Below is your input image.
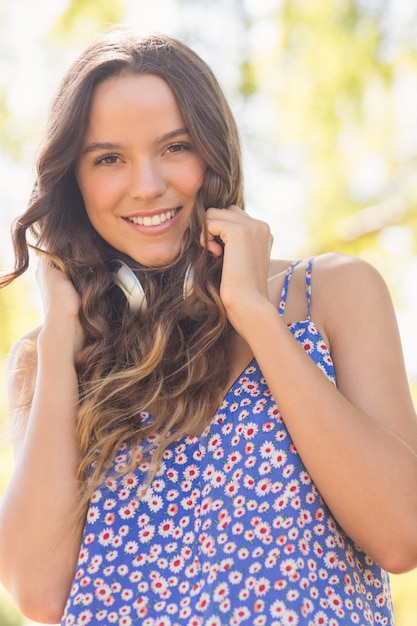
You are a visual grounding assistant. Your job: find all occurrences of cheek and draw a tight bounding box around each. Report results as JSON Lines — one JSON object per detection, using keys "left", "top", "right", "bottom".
{"left": 187, "top": 170, "right": 206, "bottom": 199}
{"left": 80, "top": 178, "right": 120, "bottom": 216}
{"left": 177, "top": 159, "right": 206, "bottom": 196}
{"left": 78, "top": 184, "right": 113, "bottom": 234}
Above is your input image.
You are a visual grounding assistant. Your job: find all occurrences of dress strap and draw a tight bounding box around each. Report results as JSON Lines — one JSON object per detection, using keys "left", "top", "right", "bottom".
{"left": 305, "top": 257, "right": 314, "bottom": 320}
{"left": 278, "top": 257, "right": 314, "bottom": 318}
{"left": 278, "top": 260, "right": 301, "bottom": 316}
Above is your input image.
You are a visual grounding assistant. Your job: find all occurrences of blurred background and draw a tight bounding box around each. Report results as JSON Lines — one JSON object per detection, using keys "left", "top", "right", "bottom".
{"left": 0, "top": 0, "right": 416, "bottom": 624}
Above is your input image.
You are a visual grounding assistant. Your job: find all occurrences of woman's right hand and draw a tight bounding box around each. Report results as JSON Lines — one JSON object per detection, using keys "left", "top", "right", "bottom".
{"left": 36, "top": 258, "right": 84, "bottom": 356}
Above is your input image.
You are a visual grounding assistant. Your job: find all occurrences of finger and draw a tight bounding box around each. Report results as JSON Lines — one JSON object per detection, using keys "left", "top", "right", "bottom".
{"left": 200, "top": 230, "right": 224, "bottom": 257}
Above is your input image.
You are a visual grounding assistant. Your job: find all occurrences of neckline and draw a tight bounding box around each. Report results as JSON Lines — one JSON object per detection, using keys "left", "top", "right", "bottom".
{"left": 210, "top": 317, "right": 333, "bottom": 423}
{"left": 142, "top": 317, "right": 332, "bottom": 431}
{"left": 213, "top": 317, "right": 330, "bottom": 413}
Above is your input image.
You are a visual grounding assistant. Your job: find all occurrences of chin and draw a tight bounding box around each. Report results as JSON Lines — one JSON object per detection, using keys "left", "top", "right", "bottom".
{"left": 126, "top": 249, "right": 182, "bottom": 269}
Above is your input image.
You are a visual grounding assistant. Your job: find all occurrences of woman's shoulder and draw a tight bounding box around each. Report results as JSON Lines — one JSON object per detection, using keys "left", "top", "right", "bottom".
{"left": 270, "top": 251, "right": 379, "bottom": 276}
{"left": 306, "top": 253, "right": 394, "bottom": 344}
{"left": 311, "top": 251, "right": 378, "bottom": 272}
{"left": 6, "top": 327, "right": 41, "bottom": 446}
{"left": 7, "top": 327, "right": 40, "bottom": 374}
{"left": 6, "top": 327, "right": 40, "bottom": 406}
{"left": 309, "top": 252, "right": 389, "bottom": 300}
{"left": 269, "top": 253, "right": 391, "bottom": 336}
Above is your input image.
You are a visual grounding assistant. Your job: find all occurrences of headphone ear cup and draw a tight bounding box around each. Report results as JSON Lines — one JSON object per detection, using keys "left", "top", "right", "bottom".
{"left": 183, "top": 263, "right": 194, "bottom": 300}
{"left": 111, "top": 261, "right": 147, "bottom": 312}
{"left": 183, "top": 264, "right": 206, "bottom": 320}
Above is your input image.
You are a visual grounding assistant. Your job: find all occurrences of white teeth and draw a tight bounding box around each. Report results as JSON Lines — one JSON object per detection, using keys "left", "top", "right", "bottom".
{"left": 127, "top": 209, "right": 177, "bottom": 226}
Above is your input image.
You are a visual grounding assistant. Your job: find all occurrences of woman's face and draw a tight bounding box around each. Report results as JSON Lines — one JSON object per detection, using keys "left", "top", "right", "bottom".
{"left": 76, "top": 73, "right": 206, "bottom": 267}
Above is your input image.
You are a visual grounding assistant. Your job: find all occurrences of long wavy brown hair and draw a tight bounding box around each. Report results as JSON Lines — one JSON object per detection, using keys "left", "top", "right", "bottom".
{"left": 2, "top": 29, "right": 244, "bottom": 508}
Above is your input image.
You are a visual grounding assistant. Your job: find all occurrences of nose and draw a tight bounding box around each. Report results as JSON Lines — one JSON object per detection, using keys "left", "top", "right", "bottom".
{"left": 128, "top": 158, "right": 166, "bottom": 200}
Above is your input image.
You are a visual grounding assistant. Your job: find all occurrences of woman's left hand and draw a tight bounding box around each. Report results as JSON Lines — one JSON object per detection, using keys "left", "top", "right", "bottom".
{"left": 202, "top": 205, "right": 274, "bottom": 334}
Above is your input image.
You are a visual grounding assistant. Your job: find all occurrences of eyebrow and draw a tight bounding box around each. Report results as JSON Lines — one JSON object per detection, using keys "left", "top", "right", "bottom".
{"left": 158, "top": 127, "right": 189, "bottom": 143}
{"left": 81, "top": 128, "right": 190, "bottom": 155}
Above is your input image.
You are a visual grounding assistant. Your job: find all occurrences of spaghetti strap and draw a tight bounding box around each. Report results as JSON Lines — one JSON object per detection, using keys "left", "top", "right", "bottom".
{"left": 278, "top": 260, "right": 300, "bottom": 316}
{"left": 278, "top": 258, "right": 314, "bottom": 319}
{"left": 306, "top": 257, "right": 314, "bottom": 319}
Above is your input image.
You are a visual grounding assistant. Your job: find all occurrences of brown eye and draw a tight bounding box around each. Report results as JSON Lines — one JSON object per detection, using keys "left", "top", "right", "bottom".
{"left": 95, "top": 154, "right": 120, "bottom": 165}
{"left": 166, "top": 143, "right": 190, "bottom": 154}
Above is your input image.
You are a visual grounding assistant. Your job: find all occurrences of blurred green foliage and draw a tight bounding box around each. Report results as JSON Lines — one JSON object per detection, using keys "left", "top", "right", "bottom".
{"left": 50, "top": 0, "right": 124, "bottom": 44}
{"left": 262, "top": 0, "right": 417, "bottom": 256}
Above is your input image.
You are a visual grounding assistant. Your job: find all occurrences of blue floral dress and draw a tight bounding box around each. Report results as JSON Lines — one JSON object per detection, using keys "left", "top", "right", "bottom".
{"left": 62, "top": 259, "right": 394, "bottom": 626}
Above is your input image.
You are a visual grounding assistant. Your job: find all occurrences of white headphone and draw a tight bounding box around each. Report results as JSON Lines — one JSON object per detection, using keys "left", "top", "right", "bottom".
{"left": 111, "top": 260, "right": 195, "bottom": 313}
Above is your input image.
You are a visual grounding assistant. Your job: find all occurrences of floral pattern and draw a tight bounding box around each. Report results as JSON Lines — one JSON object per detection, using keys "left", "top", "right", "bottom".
{"left": 62, "top": 259, "right": 394, "bottom": 625}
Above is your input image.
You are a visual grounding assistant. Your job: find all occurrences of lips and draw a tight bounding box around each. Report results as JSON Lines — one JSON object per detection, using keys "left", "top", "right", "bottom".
{"left": 125, "top": 208, "right": 179, "bottom": 227}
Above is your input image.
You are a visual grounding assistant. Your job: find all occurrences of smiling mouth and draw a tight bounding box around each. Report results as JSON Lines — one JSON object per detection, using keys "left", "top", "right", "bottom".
{"left": 125, "top": 208, "right": 180, "bottom": 227}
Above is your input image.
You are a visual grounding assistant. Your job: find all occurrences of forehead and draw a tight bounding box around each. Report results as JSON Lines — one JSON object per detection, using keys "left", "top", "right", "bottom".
{"left": 85, "top": 73, "right": 185, "bottom": 136}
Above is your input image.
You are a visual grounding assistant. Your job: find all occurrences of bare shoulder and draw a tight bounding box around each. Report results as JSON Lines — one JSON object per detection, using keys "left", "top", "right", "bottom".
{"left": 6, "top": 327, "right": 41, "bottom": 444}
{"left": 312, "top": 252, "right": 390, "bottom": 315}
{"left": 312, "top": 251, "right": 385, "bottom": 284}
{"left": 7, "top": 327, "right": 40, "bottom": 380}
{"left": 307, "top": 252, "right": 399, "bottom": 357}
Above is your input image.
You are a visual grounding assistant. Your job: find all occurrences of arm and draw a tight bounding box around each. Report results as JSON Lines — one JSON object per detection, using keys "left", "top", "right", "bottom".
{"left": 0, "top": 261, "right": 85, "bottom": 623}
{"left": 205, "top": 206, "right": 417, "bottom": 573}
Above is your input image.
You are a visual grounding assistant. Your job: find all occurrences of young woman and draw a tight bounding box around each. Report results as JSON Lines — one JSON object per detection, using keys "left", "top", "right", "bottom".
{"left": 0, "top": 29, "right": 416, "bottom": 626}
